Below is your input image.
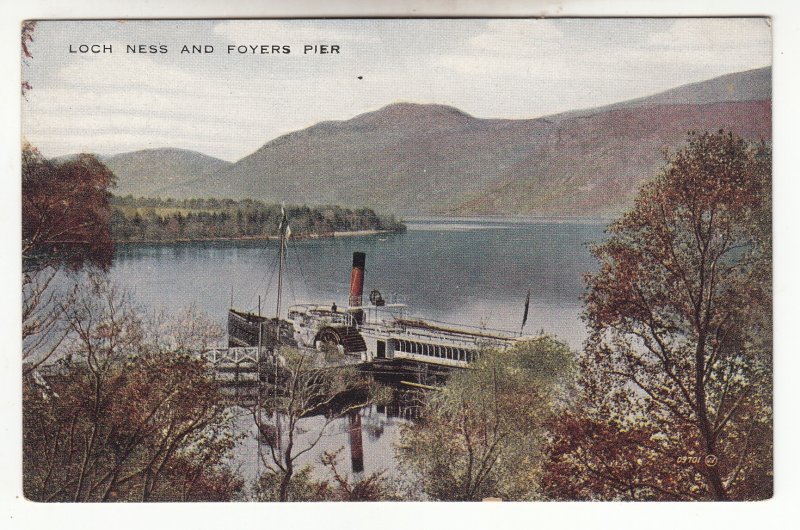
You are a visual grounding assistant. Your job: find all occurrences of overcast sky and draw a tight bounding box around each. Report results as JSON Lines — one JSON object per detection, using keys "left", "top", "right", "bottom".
{"left": 21, "top": 18, "right": 771, "bottom": 161}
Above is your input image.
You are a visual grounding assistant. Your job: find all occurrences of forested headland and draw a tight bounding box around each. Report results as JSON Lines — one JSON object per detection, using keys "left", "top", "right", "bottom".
{"left": 110, "top": 196, "right": 406, "bottom": 243}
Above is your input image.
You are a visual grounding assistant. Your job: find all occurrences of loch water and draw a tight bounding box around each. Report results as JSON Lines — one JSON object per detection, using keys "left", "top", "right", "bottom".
{"left": 110, "top": 218, "right": 608, "bottom": 487}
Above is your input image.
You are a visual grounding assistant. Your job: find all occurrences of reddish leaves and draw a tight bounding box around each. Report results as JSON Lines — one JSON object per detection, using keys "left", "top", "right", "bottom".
{"left": 21, "top": 21, "right": 36, "bottom": 95}
{"left": 21, "top": 21, "right": 35, "bottom": 59}
{"left": 554, "top": 131, "right": 773, "bottom": 501}
{"left": 22, "top": 143, "right": 116, "bottom": 270}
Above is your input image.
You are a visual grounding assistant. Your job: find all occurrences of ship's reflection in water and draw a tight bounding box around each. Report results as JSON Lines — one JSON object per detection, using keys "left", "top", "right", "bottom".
{"left": 230, "top": 386, "right": 422, "bottom": 486}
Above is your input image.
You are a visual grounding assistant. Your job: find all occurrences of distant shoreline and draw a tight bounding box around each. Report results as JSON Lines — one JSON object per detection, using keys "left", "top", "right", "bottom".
{"left": 403, "top": 215, "right": 613, "bottom": 225}
{"left": 113, "top": 229, "right": 397, "bottom": 246}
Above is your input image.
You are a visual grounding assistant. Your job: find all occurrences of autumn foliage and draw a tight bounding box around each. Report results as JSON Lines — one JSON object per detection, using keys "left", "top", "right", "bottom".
{"left": 23, "top": 277, "right": 242, "bottom": 502}
{"left": 543, "top": 131, "right": 772, "bottom": 501}
{"left": 22, "top": 142, "right": 115, "bottom": 270}
{"left": 21, "top": 21, "right": 35, "bottom": 95}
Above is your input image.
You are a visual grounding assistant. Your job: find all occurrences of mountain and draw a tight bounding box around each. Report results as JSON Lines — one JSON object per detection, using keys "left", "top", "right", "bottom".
{"left": 552, "top": 66, "right": 770, "bottom": 120}
{"left": 55, "top": 148, "right": 233, "bottom": 198}
{"left": 454, "top": 99, "right": 770, "bottom": 217}
{"left": 103, "top": 148, "right": 233, "bottom": 197}
{"left": 157, "top": 67, "right": 771, "bottom": 217}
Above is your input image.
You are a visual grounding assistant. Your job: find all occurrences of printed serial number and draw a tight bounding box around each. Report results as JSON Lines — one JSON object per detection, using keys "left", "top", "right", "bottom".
{"left": 676, "top": 455, "right": 717, "bottom": 466}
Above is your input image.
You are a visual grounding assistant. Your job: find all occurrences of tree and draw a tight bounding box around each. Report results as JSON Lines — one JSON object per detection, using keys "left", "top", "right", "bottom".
{"left": 318, "top": 448, "right": 399, "bottom": 501}
{"left": 22, "top": 267, "right": 79, "bottom": 375}
{"left": 253, "top": 449, "right": 398, "bottom": 502}
{"left": 22, "top": 143, "right": 117, "bottom": 374}
{"left": 23, "top": 275, "right": 242, "bottom": 502}
{"left": 544, "top": 131, "right": 772, "bottom": 501}
{"left": 22, "top": 21, "right": 36, "bottom": 96}
{"left": 397, "top": 336, "right": 574, "bottom": 501}
{"left": 22, "top": 142, "right": 115, "bottom": 270}
{"left": 253, "top": 348, "right": 371, "bottom": 501}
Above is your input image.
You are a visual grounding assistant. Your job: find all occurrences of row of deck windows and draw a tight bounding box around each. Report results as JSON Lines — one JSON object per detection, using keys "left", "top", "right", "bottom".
{"left": 393, "top": 339, "right": 477, "bottom": 363}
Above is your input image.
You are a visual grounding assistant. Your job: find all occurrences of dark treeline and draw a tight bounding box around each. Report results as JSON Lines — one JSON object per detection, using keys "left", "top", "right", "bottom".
{"left": 110, "top": 195, "right": 406, "bottom": 242}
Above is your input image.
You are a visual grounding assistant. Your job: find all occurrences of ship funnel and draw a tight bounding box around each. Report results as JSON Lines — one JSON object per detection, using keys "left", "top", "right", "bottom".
{"left": 349, "top": 252, "right": 366, "bottom": 307}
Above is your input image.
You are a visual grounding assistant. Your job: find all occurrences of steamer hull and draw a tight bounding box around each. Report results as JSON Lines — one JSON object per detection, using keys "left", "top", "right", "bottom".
{"left": 283, "top": 252, "right": 529, "bottom": 369}
{"left": 229, "top": 249, "right": 532, "bottom": 370}
{"left": 286, "top": 303, "right": 521, "bottom": 369}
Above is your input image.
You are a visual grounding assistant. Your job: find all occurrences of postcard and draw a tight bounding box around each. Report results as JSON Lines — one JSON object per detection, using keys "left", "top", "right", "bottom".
{"left": 20, "top": 18, "right": 772, "bottom": 502}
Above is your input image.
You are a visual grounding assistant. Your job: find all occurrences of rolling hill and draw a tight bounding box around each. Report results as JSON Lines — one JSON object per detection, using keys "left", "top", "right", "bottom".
{"left": 55, "top": 148, "right": 233, "bottom": 198}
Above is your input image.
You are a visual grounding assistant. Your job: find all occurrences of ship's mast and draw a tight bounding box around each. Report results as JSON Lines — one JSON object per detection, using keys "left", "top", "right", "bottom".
{"left": 271, "top": 208, "right": 289, "bottom": 467}
{"left": 275, "top": 206, "right": 289, "bottom": 345}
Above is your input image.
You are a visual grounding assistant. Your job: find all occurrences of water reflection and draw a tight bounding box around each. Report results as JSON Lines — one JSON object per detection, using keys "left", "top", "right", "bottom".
{"left": 232, "top": 388, "right": 423, "bottom": 485}
{"left": 348, "top": 412, "right": 364, "bottom": 474}
{"left": 110, "top": 219, "right": 608, "bottom": 484}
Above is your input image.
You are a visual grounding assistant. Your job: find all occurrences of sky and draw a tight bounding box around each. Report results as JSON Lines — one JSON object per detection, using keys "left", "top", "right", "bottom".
{"left": 21, "top": 18, "right": 771, "bottom": 162}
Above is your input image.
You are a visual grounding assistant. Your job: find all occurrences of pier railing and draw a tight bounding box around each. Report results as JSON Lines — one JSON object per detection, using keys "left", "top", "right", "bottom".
{"left": 198, "top": 346, "right": 262, "bottom": 365}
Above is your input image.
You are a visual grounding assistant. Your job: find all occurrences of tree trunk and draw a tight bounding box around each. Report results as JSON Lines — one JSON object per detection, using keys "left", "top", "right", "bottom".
{"left": 695, "top": 333, "right": 728, "bottom": 501}
{"left": 279, "top": 464, "right": 293, "bottom": 501}
{"left": 279, "top": 437, "right": 294, "bottom": 501}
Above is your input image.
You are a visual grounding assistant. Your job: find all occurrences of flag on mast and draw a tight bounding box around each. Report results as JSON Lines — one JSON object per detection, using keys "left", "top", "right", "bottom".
{"left": 520, "top": 288, "right": 531, "bottom": 335}
{"left": 278, "top": 204, "right": 288, "bottom": 233}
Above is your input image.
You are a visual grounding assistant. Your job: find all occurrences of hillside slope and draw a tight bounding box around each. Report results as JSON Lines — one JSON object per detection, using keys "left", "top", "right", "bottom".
{"left": 101, "top": 148, "right": 232, "bottom": 197}
{"left": 157, "top": 67, "right": 772, "bottom": 217}
{"left": 552, "top": 66, "right": 770, "bottom": 120}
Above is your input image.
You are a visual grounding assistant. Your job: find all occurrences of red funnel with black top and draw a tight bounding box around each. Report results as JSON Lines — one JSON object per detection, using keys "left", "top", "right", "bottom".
{"left": 349, "top": 252, "right": 366, "bottom": 324}
{"left": 349, "top": 251, "right": 366, "bottom": 307}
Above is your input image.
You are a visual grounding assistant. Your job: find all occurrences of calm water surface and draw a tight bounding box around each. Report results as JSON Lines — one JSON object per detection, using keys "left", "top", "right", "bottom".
{"left": 110, "top": 218, "right": 608, "bottom": 488}
{"left": 112, "top": 219, "right": 607, "bottom": 346}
